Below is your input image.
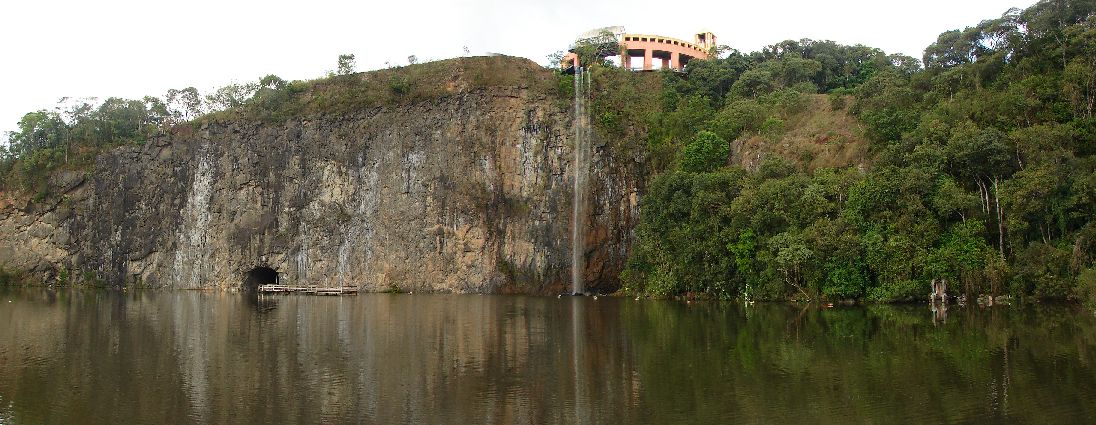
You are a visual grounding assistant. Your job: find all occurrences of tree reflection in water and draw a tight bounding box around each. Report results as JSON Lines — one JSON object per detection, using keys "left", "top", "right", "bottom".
{"left": 0, "top": 289, "right": 1094, "bottom": 424}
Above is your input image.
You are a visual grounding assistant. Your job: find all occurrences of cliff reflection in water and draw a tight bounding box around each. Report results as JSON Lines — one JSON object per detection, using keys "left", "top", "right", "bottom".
{"left": 1, "top": 289, "right": 1096, "bottom": 423}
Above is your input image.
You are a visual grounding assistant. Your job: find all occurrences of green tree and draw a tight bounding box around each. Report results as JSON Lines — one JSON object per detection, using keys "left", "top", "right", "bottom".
{"left": 205, "top": 82, "right": 257, "bottom": 111}
{"left": 143, "top": 96, "right": 170, "bottom": 131}
{"left": 8, "top": 111, "right": 67, "bottom": 157}
{"left": 730, "top": 68, "right": 775, "bottom": 98}
{"left": 94, "top": 97, "right": 150, "bottom": 144}
{"left": 707, "top": 99, "right": 766, "bottom": 141}
{"left": 569, "top": 30, "right": 620, "bottom": 67}
{"left": 680, "top": 131, "right": 729, "bottom": 173}
{"left": 769, "top": 231, "right": 814, "bottom": 299}
{"left": 165, "top": 87, "right": 202, "bottom": 122}
{"left": 337, "top": 54, "right": 356, "bottom": 75}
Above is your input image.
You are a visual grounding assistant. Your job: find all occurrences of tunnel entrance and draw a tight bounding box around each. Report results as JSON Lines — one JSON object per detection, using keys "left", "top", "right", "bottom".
{"left": 244, "top": 266, "right": 279, "bottom": 291}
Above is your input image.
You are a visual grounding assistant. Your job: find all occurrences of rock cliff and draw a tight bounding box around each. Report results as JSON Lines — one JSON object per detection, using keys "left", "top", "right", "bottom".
{"left": 0, "top": 57, "right": 642, "bottom": 294}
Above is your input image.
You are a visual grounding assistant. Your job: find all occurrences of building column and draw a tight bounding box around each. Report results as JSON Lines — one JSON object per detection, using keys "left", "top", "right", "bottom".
{"left": 671, "top": 52, "right": 681, "bottom": 70}
{"left": 661, "top": 57, "right": 669, "bottom": 69}
{"left": 623, "top": 55, "right": 631, "bottom": 69}
{"left": 643, "top": 49, "right": 652, "bottom": 71}
{"left": 562, "top": 52, "right": 580, "bottom": 69}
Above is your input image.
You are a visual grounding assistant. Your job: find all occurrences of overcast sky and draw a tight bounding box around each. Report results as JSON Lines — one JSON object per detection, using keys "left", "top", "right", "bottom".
{"left": 0, "top": 0, "right": 1035, "bottom": 137}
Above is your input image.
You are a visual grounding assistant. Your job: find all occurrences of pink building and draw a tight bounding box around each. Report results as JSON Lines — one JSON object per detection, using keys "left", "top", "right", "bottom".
{"left": 562, "top": 30, "right": 717, "bottom": 71}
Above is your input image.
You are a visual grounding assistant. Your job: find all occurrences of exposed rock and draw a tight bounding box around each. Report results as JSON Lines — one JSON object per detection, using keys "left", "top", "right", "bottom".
{"left": 0, "top": 65, "right": 641, "bottom": 294}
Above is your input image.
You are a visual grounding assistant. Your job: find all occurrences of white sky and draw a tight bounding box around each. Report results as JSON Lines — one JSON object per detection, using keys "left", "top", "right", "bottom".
{"left": 0, "top": 0, "right": 1035, "bottom": 138}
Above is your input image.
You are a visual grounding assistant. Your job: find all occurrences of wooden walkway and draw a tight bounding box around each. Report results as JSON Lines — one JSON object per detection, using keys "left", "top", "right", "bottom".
{"left": 257, "top": 285, "right": 359, "bottom": 296}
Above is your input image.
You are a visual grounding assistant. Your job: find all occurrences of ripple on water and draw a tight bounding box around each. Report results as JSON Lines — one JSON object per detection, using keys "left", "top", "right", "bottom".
{"left": 18, "top": 350, "right": 49, "bottom": 369}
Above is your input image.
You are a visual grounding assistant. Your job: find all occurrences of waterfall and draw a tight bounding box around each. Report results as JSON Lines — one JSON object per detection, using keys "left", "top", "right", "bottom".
{"left": 571, "top": 67, "right": 591, "bottom": 295}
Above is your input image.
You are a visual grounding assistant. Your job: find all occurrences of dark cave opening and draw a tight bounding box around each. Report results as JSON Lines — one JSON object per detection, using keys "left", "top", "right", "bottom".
{"left": 244, "top": 266, "right": 279, "bottom": 291}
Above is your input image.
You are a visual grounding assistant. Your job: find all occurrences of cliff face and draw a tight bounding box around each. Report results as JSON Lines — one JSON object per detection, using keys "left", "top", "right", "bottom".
{"left": 0, "top": 58, "right": 642, "bottom": 294}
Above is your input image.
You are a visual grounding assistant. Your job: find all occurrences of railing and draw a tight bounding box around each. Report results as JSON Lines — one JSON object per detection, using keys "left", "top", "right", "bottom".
{"left": 257, "top": 284, "right": 360, "bottom": 295}
{"left": 621, "top": 34, "right": 707, "bottom": 54}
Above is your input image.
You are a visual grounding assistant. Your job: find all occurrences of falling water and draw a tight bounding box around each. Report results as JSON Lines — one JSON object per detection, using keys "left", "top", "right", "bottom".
{"left": 571, "top": 67, "right": 591, "bottom": 295}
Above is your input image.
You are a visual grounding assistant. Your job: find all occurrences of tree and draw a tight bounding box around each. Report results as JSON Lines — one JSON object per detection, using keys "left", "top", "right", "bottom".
{"left": 1062, "top": 16, "right": 1096, "bottom": 119}
{"left": 681, "top": 58, "right": 740, "bottom": 104}
{"left": 730, "top": 68, "right": 775, "bottom": 98}
{"left": 250, "top": 74, "right": 293, "bottom": 118}
{"left": 708, "top": 99, "right": 766, "bottom": 141}
{"left": 570, "top": 30, "right": 620, "bottom": 67}
{"left": 888, "top": 54, "right": 922, "bottom": 77}
{"left": 94, "top": 97, "right": 149, "bottom": 144}
{"left": 8, "top": 111, "right": 67, "bottom": 157}
{"left": 853, "top": 71, "right": 919, "bottom": 144}
{"left": 205, "top": 82, "right": 257, "bottom": 112}
{"left": 165, "top": 87, "right": 202, "bottom": 122}
{"left": 765, "top": 56, "right": 823, "bottom": 91}
{"left": 1018, "top": 0, "right": 1096, "bottom": 70}
{"left": 924, "top": 30, "right": 975, "bottom": 69}
{"left": 143, "top": 96, "right": 170, "bottom": 132}
{"left": 59, "top": 98, "right": 97, "bottom": 146}
{"left": 769, "top": 231, "right": 814, "bottom": 298}
{"left": 680, "top": 131, "right": 729, "bottom": 173}
{"left": 337, "top": 54, "right": 356, "bottom": 75}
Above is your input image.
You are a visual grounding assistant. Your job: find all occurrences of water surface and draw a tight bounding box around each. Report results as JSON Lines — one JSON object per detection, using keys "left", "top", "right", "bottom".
{"left": 1, "top": 289, "right": 1094, "bottom": 423}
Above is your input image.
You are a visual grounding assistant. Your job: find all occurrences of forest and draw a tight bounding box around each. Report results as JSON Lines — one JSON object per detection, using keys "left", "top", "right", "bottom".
{"left": 617, "top": 0, "right": 1096, "bottom": 302}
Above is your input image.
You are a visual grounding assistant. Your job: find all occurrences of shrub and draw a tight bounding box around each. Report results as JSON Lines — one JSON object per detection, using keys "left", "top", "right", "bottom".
{"left": 0, "top": 267, "right": 21, "bottom": 286}
{"left": 1077, "top": 268, "right": 1096, "bottom": 308}
{"left": 823, "top": 263, "right": 868, "bottom": 299}
{"left": 867, "top": 279, "right": 924, "bottom": 302}
{"left": 680, "top": 131, "right": 728, "bottom": 173}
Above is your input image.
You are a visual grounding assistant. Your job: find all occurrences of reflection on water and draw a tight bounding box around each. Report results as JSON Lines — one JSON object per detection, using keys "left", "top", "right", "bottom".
{"left": 931, "top": 299, "right": 948, "bottom": 325}
{"left": 1, "top": 289, "right": 1095, "bottom": 423}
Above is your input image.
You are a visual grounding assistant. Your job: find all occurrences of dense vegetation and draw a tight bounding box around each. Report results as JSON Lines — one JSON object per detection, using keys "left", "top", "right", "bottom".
{"left": 620, "top": 0, "right": 1096, "bottom": 302}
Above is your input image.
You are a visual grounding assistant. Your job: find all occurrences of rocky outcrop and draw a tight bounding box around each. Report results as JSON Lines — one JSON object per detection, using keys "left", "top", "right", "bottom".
{"left": 0, "top": 59, "right": 643, "bottom": 294}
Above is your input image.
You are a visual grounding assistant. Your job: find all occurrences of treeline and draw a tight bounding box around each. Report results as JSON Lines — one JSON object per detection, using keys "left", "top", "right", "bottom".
{"left": 0, "top": 74, "right": 310, "bottom": 195}
{"left": 620, "top": 0, "right": 1096, "bottom": 302}
{"left": 0, "top": 53, "right": 373, "bottom": 194}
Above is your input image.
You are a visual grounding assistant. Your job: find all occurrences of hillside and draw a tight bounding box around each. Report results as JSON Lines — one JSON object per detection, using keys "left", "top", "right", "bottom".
{"left": 622, "top": 0, "right": 1096, "bottom": 302}
{"left": 732, "top": 94, "right": 868, "bottom": 171}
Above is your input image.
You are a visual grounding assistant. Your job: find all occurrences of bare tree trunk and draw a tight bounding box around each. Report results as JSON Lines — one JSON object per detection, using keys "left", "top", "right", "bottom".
{"left": 1072, "top": 235, "right": 1086, "bottom": 272}
{"left": 1087, "top": 89, "right": 1093, "bottom": 119}
{"left": 785, "top": 268, "right": 809, "bottom": 301}
{"left": 993, "top": 177, "right": 1005, "bottom": 259}
{"left": 1053, "top": 18, "right": 1067, "bottom": 71}
{"left": 976, "top": 178, "right": 984, "bottom": 213}
{"left": 976, "top": 177, "right": 990, "bottom": 214}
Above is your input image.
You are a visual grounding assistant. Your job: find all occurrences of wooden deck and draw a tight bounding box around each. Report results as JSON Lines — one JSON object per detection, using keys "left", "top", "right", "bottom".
{"left": 257, "top": 285, "right": 359, "bottom": 296}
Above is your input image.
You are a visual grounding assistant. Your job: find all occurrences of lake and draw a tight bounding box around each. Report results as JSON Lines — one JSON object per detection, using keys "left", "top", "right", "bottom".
{"left": 1, "top": 289, "right": 1094, "bottom": 423}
